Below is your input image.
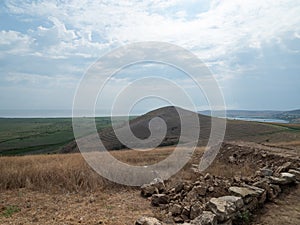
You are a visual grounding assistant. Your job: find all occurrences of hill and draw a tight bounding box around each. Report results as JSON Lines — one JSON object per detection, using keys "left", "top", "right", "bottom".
{"left": 62, "top": 106, "right": 299, "bottom": 153}
{"left": 275, "top": 109, "right": 300, "bottom": 123}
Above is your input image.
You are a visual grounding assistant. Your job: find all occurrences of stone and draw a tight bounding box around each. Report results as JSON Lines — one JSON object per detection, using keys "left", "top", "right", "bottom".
{"left": 185, "top": 185, "right": 207, "bottom": 202}
{"left": 168, "top": 187, "right": 175, "bottom": 194}
{"left": 269, "top": 173, "right": 296, "bottom": 185}
{"left": 268, "top": 176, "right": 289, "bottom": 185}
{"left": 233, "top": 176, "right": 241, "bottom": 183}
{"left": 135, "top": 216, "right": 162, "bottom": 225}
{"left": 219, "top": 220, "right": 232, "bottom": 225}
{"left": 229, "top": 186, "right": 263, "bottom": 198}
{"left": 253, "top": 179, "right": 270, "bottom": 190}
{"left": 280, "top": 172, "right": 296, "bottom": 183}
{"left": 170, "top": 193, "right": 181, "bottom": 201}
{"left": 141, "top": 178, "right": 165, "bottom": 197}
{"left": 181, "top": 206, "right": 190, "bottom": 221}
{"left": 208, "top": 186, "right": 214, "bottom": 192}
{"left": 174, "top": 216, "right": 184, "bottom": 223}
{"left": 150, "top": 178, "right": 166, "bottom": 192}
{"left": 184, "top": 184, "right": 193, "bottom": 192}
{"left": 169, "top": 204, "right": 182, "bottom": 216}
{"left": 242, "top": 184, "right": 265, "bottom": 201}
{"left": 141, "top": 184, "right": 158, "bottom": 197}
{"left": 260, "top": 168, "right": 273, "bottom": 176}
{"left": 191, "top": 211, "right": 217, "bottom": 225}
{"left": 190, "top": 203, "right": 203, "bottom": 220}
{"left": 267, "top": 184, "right": 281, "bottom": 200}
{"left": 175, "top": 183, "right": 184, "bottom": 193}
{"left": 258, "top": 190, "right": 267, "bottom": 204}
{"left": 229, "top": 156, "right": 236, "bottom": 163}
{"left": 151, "top": 194, "right": 169, "bottom": 206}
{"left": 208, "top": 197, "right": 238, "bottom": 221}
{"left": 217, "top": 196, "right": 244, "bottom": 210}
{"left": 275, "top": 162, "right": 292, "bottom": 174}
{"left": 204, "top": 173, "right": 212, "bottom": 180}
{"left": 244, "top": 197, "right": 259, "bottom": 211}
{"left": 288, "top": 169, "right": 300, "bottom": 181}
{"left": 193, "top": 185, "right": 207, "bottom": 196}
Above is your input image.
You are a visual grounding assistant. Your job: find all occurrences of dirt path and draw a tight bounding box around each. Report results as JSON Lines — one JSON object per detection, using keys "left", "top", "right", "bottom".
{"left": 252, "top": 185, "right": 300, "bottom": 225}
{"left": 230, "top": 141, "right": 300, "bottom": 159}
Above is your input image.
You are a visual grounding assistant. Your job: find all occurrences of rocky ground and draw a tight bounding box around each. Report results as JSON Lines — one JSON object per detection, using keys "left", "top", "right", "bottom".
{"left": 136, "top": 142, "right": 300, "bottom": 225}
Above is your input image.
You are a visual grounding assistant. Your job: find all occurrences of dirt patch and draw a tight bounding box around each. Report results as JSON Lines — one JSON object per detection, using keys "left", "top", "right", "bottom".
{"left": 251, "top": 186, "right": 300, "bottom": 225}
{"left": 0, "top": 188, "right": 153, "bottom": 225}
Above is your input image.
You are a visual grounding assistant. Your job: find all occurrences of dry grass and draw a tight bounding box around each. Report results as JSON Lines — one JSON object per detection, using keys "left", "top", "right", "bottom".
{"left": 0, "top": 145, "right": 259, "bottom": 193}
{"left": 0, "top": 146, "right": 204, "bottom": 193}
{"left": 0, "top": 146, "right": 205, "bottom": 224}
{"left": 205, "top": 160, "right": 256, "bottom": 178}
{"left": 0, "top": 153, "right": 105, "bottom": 192}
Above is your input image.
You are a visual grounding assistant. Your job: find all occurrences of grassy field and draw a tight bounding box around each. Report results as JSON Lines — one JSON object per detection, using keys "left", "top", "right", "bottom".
{"left": 0, "top": 117, "right": 133, "bottom": 156}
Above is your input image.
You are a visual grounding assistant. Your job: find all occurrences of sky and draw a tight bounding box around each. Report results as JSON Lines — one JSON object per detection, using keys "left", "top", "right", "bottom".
{"left": 0, "top": 0, "right": 300, "bottom": 115}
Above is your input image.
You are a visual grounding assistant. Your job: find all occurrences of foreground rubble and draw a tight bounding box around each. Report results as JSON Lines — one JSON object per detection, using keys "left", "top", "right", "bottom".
{"left": 135, "top": 142, "right": 300, "bottom": 225}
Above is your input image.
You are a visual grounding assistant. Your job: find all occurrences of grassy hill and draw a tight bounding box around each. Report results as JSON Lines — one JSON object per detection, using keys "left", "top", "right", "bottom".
{"left": 62, "top": 106, "right": 300, "bottom": 153}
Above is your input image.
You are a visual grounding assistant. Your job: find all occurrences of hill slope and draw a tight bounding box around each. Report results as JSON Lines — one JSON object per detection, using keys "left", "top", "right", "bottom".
{"left": 61, "top": 106, "right": 294, "bottom": 153}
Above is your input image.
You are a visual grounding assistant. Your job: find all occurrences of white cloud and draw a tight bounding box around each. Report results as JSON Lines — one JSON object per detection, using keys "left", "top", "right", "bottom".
{"left": 5, "top": 72, "right": 79, "bottom": 88}
{"left": 4, "top": 0, "right": 300, "bottom": 62}
{"left": 0, "top": 30, "right": 33, "bottom": 55}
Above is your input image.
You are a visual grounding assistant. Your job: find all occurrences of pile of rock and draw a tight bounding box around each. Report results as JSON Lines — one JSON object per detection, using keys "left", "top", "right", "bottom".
{"left": 136, "top": 163, "right": 300, "bottom": 225}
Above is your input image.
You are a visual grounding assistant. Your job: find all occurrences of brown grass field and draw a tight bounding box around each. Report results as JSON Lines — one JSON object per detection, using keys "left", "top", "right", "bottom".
{"left": 0, "top": 146, "right": 205, "bottom": 224}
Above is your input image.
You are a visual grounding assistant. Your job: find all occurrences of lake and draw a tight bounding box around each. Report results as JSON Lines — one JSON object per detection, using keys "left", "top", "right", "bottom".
{"left": 227, "top": 117, "right": 289, "bottom": 124}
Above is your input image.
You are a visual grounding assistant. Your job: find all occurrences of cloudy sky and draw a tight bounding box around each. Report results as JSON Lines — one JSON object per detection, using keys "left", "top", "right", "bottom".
{"left": 1, "top": 0, "right": 300, "bottom": 114}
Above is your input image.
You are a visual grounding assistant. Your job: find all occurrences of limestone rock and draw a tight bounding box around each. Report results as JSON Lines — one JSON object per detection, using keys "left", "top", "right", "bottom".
{"left": 260, "top": 168, "right": 273, "bottom": 176}
{"left": 150, "top": 178, "right": 166, "bottom": 192}
{"left": 190, "top": 203, "right": 203, "bottom": 220}
{"left": 135, "top": 216, "right": 162, "bottom": 225}
{"left": 280, "top": 172, "right": 296, "bottom": 183}
{"left": 151, "top": 194, "right": 169, "bottom": 206}
{"left": 217, "top": 196, "right": 244, "bottom": 210}
{"left": 268, "top": 184, "right": 281, "bottom": 200}
{"left": 141, "top": 184, "right": 159, "bottom": 197}
{"left": 269, "top": 173, "right": 296, "bottom": 185}
{"left": 288, "top": 169, "right": 300, "bottom": 181}
{"left": 191, "top": 211, "right": 217, "bottom": 225}
{"left": 208, "top": 197, "right": 239, "bottom": 221}
{"left": 141, "top": 178, "right": 165, "bottom": 197}
{"left": 181, "top": 206, "right": 190, "bottom": 221}
{"left": 268, "top": 176, "right": 288, "bottom": 185}
{"left": 185, "top": 185, "right": 207, "bottom": 201}
{"left": 174, "top": 216, "right": 184, "bottom": 223}
{"left": 175, "top": 183, "right": 184, "bottom": 193}
{"left": 169, "top": 204, "right": 182, "bottom": 216}
{"left": 229, "top": 186, "right": 263, "bottom": 198}
{"left": 218, "top": 220, "right": 232, "bottom": 225}
{"left": 275, "top": 162, "right": 292, "bottom": 174}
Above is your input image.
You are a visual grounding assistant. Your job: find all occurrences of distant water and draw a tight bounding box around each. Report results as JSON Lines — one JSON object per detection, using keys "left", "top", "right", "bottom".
{"left": 0, "top": 109, "right": 111, "bottom": 118}
{"left": 0, "top": 110, "right": 74, "bottom": 118}
{"left": 0, "top": 110, "right": 291, "bottom": 123}
{"left": 227, "top": 117, "right": 289, "bottom": 124}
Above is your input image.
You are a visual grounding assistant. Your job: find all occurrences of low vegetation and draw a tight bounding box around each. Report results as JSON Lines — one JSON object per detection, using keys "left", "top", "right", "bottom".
{"left": 0, "top": 117, "right": 132, "bottom": 156}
